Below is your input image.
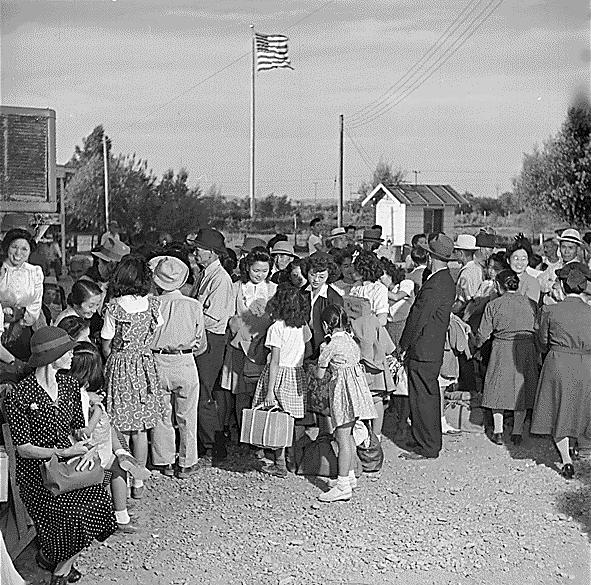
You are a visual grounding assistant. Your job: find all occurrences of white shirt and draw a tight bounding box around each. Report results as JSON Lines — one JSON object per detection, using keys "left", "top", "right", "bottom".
{"left": 349, "top": 281, "right": 389, "bottom": 316}
{"left": 308, "top": 233, "right": 323, "bottom": 254}
{"left": 265, "top": 320, "right": 312, "bottom": 368}
{"left": 389, "top": 279, "right": 415, "bottom": 323}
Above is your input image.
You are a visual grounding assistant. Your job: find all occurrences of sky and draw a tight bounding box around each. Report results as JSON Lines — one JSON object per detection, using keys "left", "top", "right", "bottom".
{"left": 1, "top": 0, "right": 589, "bottom": 203}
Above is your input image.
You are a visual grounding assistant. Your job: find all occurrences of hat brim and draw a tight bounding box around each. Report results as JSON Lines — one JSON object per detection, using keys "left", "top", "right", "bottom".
{"left": 271, "top": 249, "right": 297, "bottom": 257}
{"left": 193, "top": 241, "right": 225, "bottom": 255}
{"left": 419, "top": 242, "right": 453, "bottom": 261}
{"left": 27, "top": 338, "right": 75, "bottom": 368}
{"left": 92, "top": 250, "right": 121, "bottom": 262}
{"left": 363, "top": 238, "right": 384, "bottom": 243}
{"left": 557, "top": 236, "right": 583, "bottom": 246}
{"left": 454, "top": 245, "right": 479, "bottom": 251}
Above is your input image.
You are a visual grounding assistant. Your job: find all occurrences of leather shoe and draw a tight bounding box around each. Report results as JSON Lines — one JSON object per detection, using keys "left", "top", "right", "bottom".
{"left": 511, "top": 434, "right": 522, "bottom": 446}
{"left": 261, "top": 463, "right": 287, "bottom": 478}
{"left": 158, "top": 464, "right": 175, "bottom": 477}
{"left": 117, "top": 521, "right": 140, "bottom": 534}
{"left": 491, "top": 432, "right": 504, "bottom": 445}
{"left": 561, "top": 463, "right": 575, "bottom": 480}
{"left": 176, "top": 464, "right": 198, "bottom": 479}
{"left": 399, "top": 451, "right": 437, "bottom": 460}
{"left": 131, "top": 485, "right": 145, "bottom": 499}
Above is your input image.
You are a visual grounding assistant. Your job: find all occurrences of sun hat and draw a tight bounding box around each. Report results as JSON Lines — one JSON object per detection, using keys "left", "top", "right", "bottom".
{"left": 454, "top": 234, "right": 478, "bottom": 251}
{"left": 91, "top": 237, "right": 130, "bottom": 263}
{"left": 362, "top": 228, "right": 384, "bottom": 243}
{"left": 326, "top": 227, "right": 347, "bottom": 241}
{"left": 240, "top": 236, "right": 267, "bottom": 254}
{"left": 192, "top": 227, "right": 226, "bottom": 255}
{"left": 419, "top": 233, "right": 455, "bottom": 262}
{"left": 270, "top": 241, "right": 297, "bottom": 257}
{"left": 557, "top": 228, "right": 583, "bottom": 246}
{"left": 149, "top": 255, "right": 189, "bottom": 291}
{"left": 28, "top": 326, "right": 75, "bottom": 368}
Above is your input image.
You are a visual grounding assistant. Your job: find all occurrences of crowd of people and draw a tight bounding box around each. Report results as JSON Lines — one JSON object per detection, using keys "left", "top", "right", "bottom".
{"left": 0, "top": 218, "right": 590, "bottom": 584}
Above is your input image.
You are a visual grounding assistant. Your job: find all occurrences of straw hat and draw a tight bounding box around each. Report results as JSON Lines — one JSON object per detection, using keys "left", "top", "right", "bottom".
{"left": 419, "top": 233, "right": 454, "bottom": 261}
{"left": 557, "top": 228, "right": 583, "bottom": 246}
{"left": 28, "top": 326, "right": 75, "bottom": 368}
{"left": 454, "top": 234, "right": 478, "bottom": 251}
{"left": 326, "top": 227, "right": 347, "bottom": 241}
{"left": 270, "top": 241, "right": 297, "bottom": 257}
{"left": 92, "top": 237, "right": 130, "bottom": 263}
{"left": 149, "top": 256, "right": 189, "bottom": 291}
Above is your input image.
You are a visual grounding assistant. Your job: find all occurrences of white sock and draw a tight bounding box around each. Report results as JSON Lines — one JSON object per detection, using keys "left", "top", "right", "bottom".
{"left": 337, "top": 476, "right": 350, "bottom": 491}
{"left": 348, "top": 470, "right": 357, "bottom": 488}
{"left": 115, "top": 509, "right": 130, "bottom": 524}
{"left": 132, "top": 479, "right": 144, "bottom": 488}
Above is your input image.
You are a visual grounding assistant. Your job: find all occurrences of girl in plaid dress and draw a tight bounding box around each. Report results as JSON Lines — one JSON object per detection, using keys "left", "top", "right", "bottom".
{"left": 252, "top": 284, "right": 312, "bottom": 478}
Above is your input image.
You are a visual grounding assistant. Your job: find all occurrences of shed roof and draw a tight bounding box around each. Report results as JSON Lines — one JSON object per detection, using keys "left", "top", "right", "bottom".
{"left": 361, "top": 183, "right": 469, "bottom": 208}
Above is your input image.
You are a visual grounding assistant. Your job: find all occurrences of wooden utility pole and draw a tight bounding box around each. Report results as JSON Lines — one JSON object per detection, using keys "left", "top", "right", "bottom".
{"left": 102, "top": 134, "right": 110, "bottom": 230}
{"left": 338, "top": 114, "right": 344, "bottom": 227}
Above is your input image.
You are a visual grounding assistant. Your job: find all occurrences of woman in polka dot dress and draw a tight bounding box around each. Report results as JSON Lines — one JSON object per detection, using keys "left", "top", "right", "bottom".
{"left": 4, "top": 327, "right": 116, "bottom": 585}
{"left": 101, "top": 255, "right": 165, "bottom": 498}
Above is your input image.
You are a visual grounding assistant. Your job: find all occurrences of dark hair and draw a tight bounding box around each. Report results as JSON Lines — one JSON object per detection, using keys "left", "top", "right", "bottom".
{"left": 268, "top": 283, "right": 308, "bottom": 328}
{"left": 267, "top": 233, "right": 287, "bottom": 251}
{"left": 222, "top": 247, "right": 238, "bottom": 276}
{"left": 68, "top": 341, "right": 104, "bottom": 393}
{"left": 287, "top": 257, "right": 304, "bottom": 273}
{"left": 240, "top": 249, "right": 272, "bottom": 283}
{"left": 354, "top": 249, "right": 384, "bottom": 282}
{"left": 68, "top": 279, "right": 103, "bottom": 308}
{"left": 332, "top": 246, "right": 355, "bottom": 266}
{"left": 302, "top": 252, "right": 339, "bottom": 283}
{"left": 506, "top": 243, "right": 531, "bottom": 264}
{"left": 496, "top": 269, "right": 520, "bottom": 292}
{"left": 2, "top": 228, "right": 36, "bottom": 256}
{"left": 320, "top": 304, "right": 350, "bottom": 335}
{"left": 56, "top": 315, "right": 89, "bottom": 340}
{"left": 584, "top": 232, "right": 591, "bottom": 246}
{"left": 529, "top": 253, "right": 542, "bottom": 269}
{"left": 380, "top": 257, "right": 405, "bottom": 285}
{"left": 107, "top": 254, "right": 153, "bottom": 299}
{"left": 410, "top": 246, "right": 428, "bottom": 265}
{"left": 309, "top": 217, "right": 321, "bottom": 228}
{"left": 488, "top": 252, "right": 509, "bottom": 271}
{"left": 411, "top": 233, "right": 426, "bottom": 247}
{"left": 345, "top": 225, "right": 356, "bottom": 232}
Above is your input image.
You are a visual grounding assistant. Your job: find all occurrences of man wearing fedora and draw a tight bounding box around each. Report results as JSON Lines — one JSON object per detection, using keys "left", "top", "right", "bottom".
{"left": 452, "top": 234, "right": 484, "bottom": 318}
{"left": 362, "top": 227, "right": 383, "bottom": 253}
{"left": 270, "top": 241, "right": 298, "bottom": 284}
{"left": 542, "top": 228, "right": 584, "bottom": 304}
{"left": 189, "top": 227, "right": 234, "bottom": 465}
{"left": 150, "top": 256, "right": 207, "bottom": 479}
{"left": 326, "top": 227, "right": 347, "bottom": 252}
{"left": 399, "top": 233, "right": 456, "bottom": 460}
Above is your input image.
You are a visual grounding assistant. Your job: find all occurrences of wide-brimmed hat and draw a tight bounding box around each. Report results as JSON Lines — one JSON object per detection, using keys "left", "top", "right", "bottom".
{"left": 362, "top": 228, "right": 383, "bottom": 243}
{"left": 192, "top": 228, "right": 226, "bottom": 255}
{"left": 557, "top": 228, "right": 583, "bottom": 246}
{"left": 28, "top": 326, "right": 75, "bottom": 368}
{"left": 92, "top": 237, "right": 130, "bottom": 263}
{"left": 419, "top": 233, "right": 454, "bottom": 261}
{"left": 326, "top": 227, "right": 347, "bottom": 241}
{"left": 149, "top": 255, "right": 189, "bottom": 291}
{"left": 240, "top": 236, "right": 267, "bottom": 254}
{"left": 454, "top": 234, "right": 478, "bottom": 251}
{"left": 270, "top": 241, "right": 297, "bottom": 257}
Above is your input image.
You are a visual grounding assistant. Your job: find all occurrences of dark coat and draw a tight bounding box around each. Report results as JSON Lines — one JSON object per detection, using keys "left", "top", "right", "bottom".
{"left": 399, "top": 268, "right": 455, "bottom": 364}
{"left": 301, "top": 285, "right": 344, "bottom": 359}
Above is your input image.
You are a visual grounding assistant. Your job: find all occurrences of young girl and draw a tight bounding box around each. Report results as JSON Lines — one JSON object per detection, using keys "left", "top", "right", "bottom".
{"left": 101, "top": 255, "right": 164, "bottom": 499}
{"left": 55, "top": 315, "right": 91, "bottom": 342}
{"left": 251, "top": 284, "right": 311, "bottom": 478}
{"left": 69, "top": 342, "right": 149, "bottom": 533}
{"left": 316, "top": 305, "right": 376, "bottom": 502}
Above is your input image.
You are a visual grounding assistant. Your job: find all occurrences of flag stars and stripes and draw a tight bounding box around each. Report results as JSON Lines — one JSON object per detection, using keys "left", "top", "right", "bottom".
{"left": 255, "top": 33, "right": 293, "bottom": 72}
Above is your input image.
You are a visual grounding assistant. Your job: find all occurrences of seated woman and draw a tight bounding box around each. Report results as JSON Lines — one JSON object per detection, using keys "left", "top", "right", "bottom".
{"left": 0, "top": 228, "right": 44, "bottom": 360}
{"left": 4, "top": 327, "right": 116, "bottom": 584}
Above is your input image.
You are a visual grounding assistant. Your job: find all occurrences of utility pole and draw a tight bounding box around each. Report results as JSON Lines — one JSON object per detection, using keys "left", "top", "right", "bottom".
{"left": 249, "top": 25, "right": 256, "bottom": 218}
{"left": 102, "top": 133, "right": 110, "bottom": 230}
{"left": 412, "top": 169, "right": 421, "bottom": 186}
{"left": 338, "top": 114, "right": 344, "bottom": 227}
{"left": 313, "top": 181, "right": 318, "bottom": 205}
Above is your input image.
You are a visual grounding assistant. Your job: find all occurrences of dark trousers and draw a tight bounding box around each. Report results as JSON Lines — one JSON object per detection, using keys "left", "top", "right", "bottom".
{"left": 407, "top": 359, "right": 442, "bottom": 458}
{"left": 195, "top": 331, "right": 225, "bottom": 452}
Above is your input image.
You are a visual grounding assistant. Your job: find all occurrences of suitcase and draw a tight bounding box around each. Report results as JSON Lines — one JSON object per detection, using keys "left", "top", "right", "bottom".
{"left": 241, "top": 405, "right": 294, "bottom": 448}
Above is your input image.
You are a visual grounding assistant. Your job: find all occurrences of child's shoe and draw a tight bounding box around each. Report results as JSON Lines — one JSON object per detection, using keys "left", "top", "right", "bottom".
{"left": 327, "top": 475, "right": 357, "bottom": 490}
{"left": 117, "top": 452, "right": 151, "bottom": 481}
{"left": 318, "top": 478, "right": 352, "bottom": 502}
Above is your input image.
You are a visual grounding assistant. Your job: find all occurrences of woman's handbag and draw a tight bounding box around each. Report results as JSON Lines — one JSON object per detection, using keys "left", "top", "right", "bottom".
{"left": 296, "top": 434, "right": 362, "bottom": 478}
{"left": 386, "top": 353, "right": 408, "bottom": 396}
{"left": 41, "top": 453, "right": 105, "bottom": 496}
{"left": 240, "top": 405, "right": 294, "bottom": 449}
{"left": 356, "top": 425, "right": 384, "bottom": 473}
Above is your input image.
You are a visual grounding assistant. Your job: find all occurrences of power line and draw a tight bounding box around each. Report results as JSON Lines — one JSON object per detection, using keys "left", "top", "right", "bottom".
{"left": 122, "top": 0, "right": 335, "bottom": 133}
{"left": 348, "top": 0, "right": 482, "bottom": 123}
{"left": 349, "top": 0, "right": 505, "bottom": 130}
{"left": 345, "top": 129, "right": 373, "bottom": 171}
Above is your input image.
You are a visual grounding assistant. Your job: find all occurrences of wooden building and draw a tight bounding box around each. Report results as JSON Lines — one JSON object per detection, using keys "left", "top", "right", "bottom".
{"left": 361, "top": 183, "right": 468, "bottom": 248}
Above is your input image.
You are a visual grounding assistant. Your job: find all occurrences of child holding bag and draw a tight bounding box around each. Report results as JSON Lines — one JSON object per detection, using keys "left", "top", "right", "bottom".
{"left": 251, "top": 284, "right": 311, "bottom": 478}
{"left": 316, "top": 305, "right": 376, "bottom": 502}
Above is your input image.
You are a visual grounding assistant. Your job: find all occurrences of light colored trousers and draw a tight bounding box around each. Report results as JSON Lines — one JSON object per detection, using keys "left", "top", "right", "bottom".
{"left": 151, "top": 354, "right": 200, "bottom": 468}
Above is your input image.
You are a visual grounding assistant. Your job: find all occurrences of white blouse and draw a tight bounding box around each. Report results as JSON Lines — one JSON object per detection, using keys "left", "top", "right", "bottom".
{"left": 0, "top": 262, "right": 43, "bottom": 326}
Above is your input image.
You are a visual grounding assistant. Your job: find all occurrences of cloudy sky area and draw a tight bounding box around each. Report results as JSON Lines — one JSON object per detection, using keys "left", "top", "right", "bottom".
{"left": 1, "top": 0, "right": 588, "bottom": 202}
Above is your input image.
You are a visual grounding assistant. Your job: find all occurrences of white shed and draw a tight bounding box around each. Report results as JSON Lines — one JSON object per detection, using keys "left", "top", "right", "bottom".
{"left": 361, "top": 183, "right": 468, "bottom": 247}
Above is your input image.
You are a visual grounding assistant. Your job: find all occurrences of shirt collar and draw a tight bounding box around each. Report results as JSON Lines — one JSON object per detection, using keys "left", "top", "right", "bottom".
{"left": 426, "top": 266, "right": 447, "bottom": 281}
{"left": 203, "top": 259, "right": 221, "bottom": 276}
{"left": 306, "top": 283, "right": 328, "bottom": 298}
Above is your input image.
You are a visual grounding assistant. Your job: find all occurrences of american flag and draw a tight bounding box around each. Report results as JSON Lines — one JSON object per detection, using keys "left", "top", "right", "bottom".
{"left": 255, "top": 33, "right": 293, "bottom": 72}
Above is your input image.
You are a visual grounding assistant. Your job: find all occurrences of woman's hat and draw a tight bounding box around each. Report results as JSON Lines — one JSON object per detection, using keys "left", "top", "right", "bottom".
{"left": 192, "top": 228, "right": 226, "bottom": 255}
{"left": 149, "top": 255, "right": 189, "bottom": 291}
{"left": 28, "top": 326, "right": 75, "bottom": 368}
{"left": 419, "top": 233, "right": 454, "bottom": 261}
{"left": 454, "top": 234, "right": 478, "bottom": 251}
{"left": 270, "top": 241, "right": 297, "bottom": 257}
{"left": 326, "top": 227, "right": 347, "bottom": 241}
{"left": 557, "top": 228, "right": 583, "bottom": 246}
{"left": 91, "top": 237, "right": 130, "bottom": 263}
{"left": 240, "top": 236, "right": 267, "bottom": 254}
{"left": 362, "top": 228, "right": 384, "bottom": 243}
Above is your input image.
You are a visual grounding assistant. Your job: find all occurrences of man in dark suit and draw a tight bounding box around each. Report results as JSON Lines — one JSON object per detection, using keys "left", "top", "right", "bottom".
{"left": 398, "top": 233, "right": 456, "bottom": 460}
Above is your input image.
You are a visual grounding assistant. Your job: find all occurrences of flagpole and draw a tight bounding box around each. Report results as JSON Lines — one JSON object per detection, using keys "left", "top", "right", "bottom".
{"left": 249, "top": 25, "right": 256, "bottom": 219}
{"left": 338, "top": 114, "right": 344, "bottom": 227}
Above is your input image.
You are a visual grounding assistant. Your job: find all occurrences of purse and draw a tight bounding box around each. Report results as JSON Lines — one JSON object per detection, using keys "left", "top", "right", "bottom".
{"left": 356, "top": 425, "right": 384, "bottom": 473}
{"left": 444, "top": 392, "right": 485, "bottom": 433}
{"left": 296, "top": 434, "right": 362, "bottom": 478}
{"left": 41, "top": 453, "right": 105, "bottom": 496}
{"left": 240, "top": 405, "right": 294, "bottom": 449}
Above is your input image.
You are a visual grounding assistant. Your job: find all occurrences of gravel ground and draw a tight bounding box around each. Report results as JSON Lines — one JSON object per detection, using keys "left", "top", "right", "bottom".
{"left": 16, "top": 411, "right": 591, "bottom": 585}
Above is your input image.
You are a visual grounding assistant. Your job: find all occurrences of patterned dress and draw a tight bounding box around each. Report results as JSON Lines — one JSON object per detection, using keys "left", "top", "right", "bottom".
{"left": 318, "top": 332, "right": 377, "bottom": 426}
{"left": 4, "top": 373, "right": 116, "bottom": 564}
{"left": 103, "top": 297, "right": 164, "bottom": 431}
